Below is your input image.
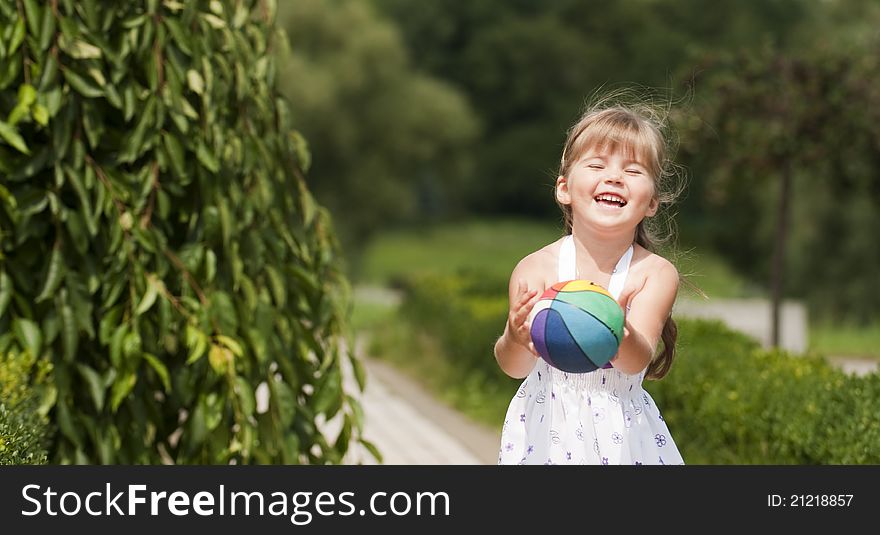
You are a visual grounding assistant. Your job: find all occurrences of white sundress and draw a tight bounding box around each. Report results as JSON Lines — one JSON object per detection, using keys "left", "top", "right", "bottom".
{"left": 498, "top": 235, "right": 684, "bottom": 465}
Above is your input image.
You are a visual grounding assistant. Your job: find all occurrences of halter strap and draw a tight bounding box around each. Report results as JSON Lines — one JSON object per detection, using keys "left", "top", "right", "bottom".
{"left": 557, "top": 235, "right": 633, "bottom": 300}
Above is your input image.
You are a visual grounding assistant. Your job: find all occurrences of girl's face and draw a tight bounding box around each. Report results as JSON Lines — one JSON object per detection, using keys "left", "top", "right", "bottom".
{"left": 556, "top": 145, "right": 658, "bottom": 235}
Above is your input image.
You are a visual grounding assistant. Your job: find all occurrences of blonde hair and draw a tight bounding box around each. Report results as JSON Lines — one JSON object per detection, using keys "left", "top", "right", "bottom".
{"left": 557, "top": 91, "right": 686, "bottom": 380}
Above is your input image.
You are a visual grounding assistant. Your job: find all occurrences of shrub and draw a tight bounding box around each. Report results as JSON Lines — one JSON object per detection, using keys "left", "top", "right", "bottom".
{"left": 0, "top": 350, "right": 53, "bottom": 464}
{"left": 0, "top": 0, "right": 363, "bottom": 464}
{"left": 648, "top": 319, "right": 880, "bottom": 464}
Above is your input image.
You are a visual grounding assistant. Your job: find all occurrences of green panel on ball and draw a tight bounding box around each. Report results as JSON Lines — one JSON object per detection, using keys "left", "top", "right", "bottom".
{"left": 555, "top": 289, "right": 624, "bottom": 342}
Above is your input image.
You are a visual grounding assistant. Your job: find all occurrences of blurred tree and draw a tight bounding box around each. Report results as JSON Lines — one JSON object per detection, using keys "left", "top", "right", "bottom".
{"left": 373, "top": 0, "right": 815, "bottom": 218}
{"left": 677, "top": 38, "right": 880, "bottom": 327}
{"left": 0, "top": 0, "right": 367, "bottom": 463}
{"left": 276, "top": 0, "right": 478, "bottom": 256}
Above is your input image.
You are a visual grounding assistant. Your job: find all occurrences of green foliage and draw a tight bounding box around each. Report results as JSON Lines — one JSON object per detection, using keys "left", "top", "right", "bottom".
{"left": 388, "top": 271, "right": 879, "bottom": 463}
{"left": 1, "top": 349, "right": 53, "bottom": 464}
{"left": 676, "top": 38, "right": 880, "bottom": 322}
{"left": 648, "top": 320, "right": 880, "bottom": 464}
{"left": 276, "top": 0, "right": 479, "bottom": 250}
{"left": 1, "top": 0, "right": 365, "bottom": 464}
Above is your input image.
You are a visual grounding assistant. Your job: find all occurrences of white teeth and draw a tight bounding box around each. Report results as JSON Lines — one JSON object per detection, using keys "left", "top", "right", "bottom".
{"left": 595, "top": 194, "right": 626, "bottom": 205}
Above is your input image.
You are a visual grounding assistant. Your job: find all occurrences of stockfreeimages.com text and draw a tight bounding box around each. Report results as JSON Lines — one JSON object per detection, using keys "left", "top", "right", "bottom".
{"left": 21, "top": 484, "right": 450, "bottom": 525}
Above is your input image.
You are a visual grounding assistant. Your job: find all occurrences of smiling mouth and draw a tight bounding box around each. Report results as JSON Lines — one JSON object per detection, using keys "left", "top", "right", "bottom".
{"left": 594, "top": 193, "right": 627, "bottom": 207}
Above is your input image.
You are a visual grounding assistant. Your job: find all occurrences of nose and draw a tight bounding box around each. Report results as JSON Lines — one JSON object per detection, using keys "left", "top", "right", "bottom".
{"left": 603, "top": 170, "right": 623, "bottom": 184}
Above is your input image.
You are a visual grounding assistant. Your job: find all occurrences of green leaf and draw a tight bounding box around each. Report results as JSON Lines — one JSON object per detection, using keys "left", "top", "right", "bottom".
{"left": 196, "top": 139, "right": 219, "bottom": 172}
{"left": 162, "top": 131, "right": 186, "bottom": 178}
{"left": 202, "top": 13, "right": 226, "bottom": 29}
{"left": 204, "top": 248, "right": 216, "bottom": 283}
{"left": 110, "top": 372, "right": 137, "bottom": 412}
{"left": 65, "top": 210, "right": 89, "bottom": 255}
{"left": 16, "top": 83, "right": 37, "bottom": 109}
{"left": 118, "top": 97, "right": 156, "bottom": 163}
{"left": 35, "top": 244, "right": 65, "bottom": 303}
{"left": 143, "top": 353, "right": 171, "bottom": 392}
{"left": 135, "top": 276, "right": 160, "bottom": 315}
{"left": 122, "top": 330, "right": 142, "bottom": 360}
{"left": 273, "top": 381, "right": 296, "bottom": 426}
{"left": 62, "top": 68, "right": 103, "bottom": 98}
{"left": 32, "top": 104, "right": 49, "bottom": 126}
{"left": 65, "top": 165, "right": 96, "bottom": 235}
{"left": 122, "top": 13, "right": 149, "bottom": 28}
{"left": 13, "top": 318, "right": 42, "bottom": 357}
{"left": 215, "top": 335, "right": 243, "bottom": 357}
{"left": 186, "top": 69, "right": 204, "bottom": 95}
{"left": 99, "top": 305, "right": 122, "bottom": 345}
{"left": 110, "top": 323, "right": 128, "bottom": 369}
{"left": 77, "top": 364, "right": 105, "bottom": 411}
{"left": 38, "top": 54, "right": 59, "bottom": 91}
{"left": 0, "top": 119, "right": 30, "bottom": 154}
{"left": 350, "top": 353, "right": 367, "bottom": 392}
{"left": 208, "top": 344, "right": 231, "bottom": 374}
{"left": 22, "top": 0, "right": 42, "bottom": 38}
{"left": 38, "top": 2, "right": 56, "bottom": 51}
{"left": 8, "top": 18, "right": 26, "bottom": 55}
{"left": 265, "top": 266, "right": 285, "bottom": 308}
{"left": 0, "top": 271, "right": 12, "bottom": 319}
{"left": 163, "top": 18, "right": 192, "bottom": 55}
{"left": 185, "top": 324, "right": 208, "bottom": 364}
{"left": 55, "top": 399, "right": 83, "bottom": 447}
{"left": 235, "top": 376, "right": 254, "bottom": 417}
{"left": 104, "top": 83, "right": 123, "bottom": 109}
{"left": 359, "top": 439, "right": 383, "bottom": 463}
{"left": 59, "top": 293, "right": 78, "bottom": 362}
{"left": 218, "top": 197, "right": 232, "bottom": 251}
{"left": 312, "top": 368, "right": 341, "bottom": 415}
{"left": 59, "top": 35, "right": 102, "bottom": 59}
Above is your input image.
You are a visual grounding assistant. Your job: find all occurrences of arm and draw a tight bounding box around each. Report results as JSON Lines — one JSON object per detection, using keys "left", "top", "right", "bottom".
{"left": 611, "top": 258, "right": 679, "bottom": 375}
{"left": 494, "top": 259, "right": 544, "bottom": 379}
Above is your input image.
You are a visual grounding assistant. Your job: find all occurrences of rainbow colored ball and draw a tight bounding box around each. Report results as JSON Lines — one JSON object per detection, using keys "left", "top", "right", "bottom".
{"left": 529, "top": 280, "right": 625, "bottom": 373}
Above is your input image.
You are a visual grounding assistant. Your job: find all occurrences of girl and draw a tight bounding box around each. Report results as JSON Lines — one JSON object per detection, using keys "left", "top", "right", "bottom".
{"left": 495, "top": 96, "right": 685, "bottom": 465}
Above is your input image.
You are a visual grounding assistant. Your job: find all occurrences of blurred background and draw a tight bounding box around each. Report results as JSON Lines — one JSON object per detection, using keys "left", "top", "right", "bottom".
{"left": 274, "top": 0, "right": 880, "bottom": 463}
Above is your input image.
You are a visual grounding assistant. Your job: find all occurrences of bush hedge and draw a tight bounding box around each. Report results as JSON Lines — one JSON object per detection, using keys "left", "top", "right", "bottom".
{"left": 392, "top": 272, "right": 879, "bottom": 464}
{"left": 648, "top": 320, "right": 880, "bottom": 464}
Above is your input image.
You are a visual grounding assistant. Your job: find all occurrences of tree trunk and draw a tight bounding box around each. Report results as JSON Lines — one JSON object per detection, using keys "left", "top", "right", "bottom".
{"left": 771, "top": 164, "right": 792, "bottom": 348}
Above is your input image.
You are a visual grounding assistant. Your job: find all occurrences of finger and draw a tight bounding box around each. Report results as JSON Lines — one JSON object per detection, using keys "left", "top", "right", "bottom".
{"left": 528, "top": 341, "right": 538, "bottom": 357}
{"left": 528, "top": 291, "right": 542, "bottom": 306}
{"left": 517, "top": 286, "right": 537, "bottom": 305}
{"left": 512, "top": 305, "right": 530, "bottom": 326}
{"left": 511, "top": 296, "right": 534, "bottom": 323}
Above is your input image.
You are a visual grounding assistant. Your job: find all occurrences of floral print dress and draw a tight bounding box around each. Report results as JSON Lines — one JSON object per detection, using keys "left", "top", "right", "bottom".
{"left": 498, "top": 235, "right": 684, "bottom": 465}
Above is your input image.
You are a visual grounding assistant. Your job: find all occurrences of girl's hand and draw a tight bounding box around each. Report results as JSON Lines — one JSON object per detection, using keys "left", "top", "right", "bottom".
{"left": 507, "top": 280, "right": 542, "bottom": 355}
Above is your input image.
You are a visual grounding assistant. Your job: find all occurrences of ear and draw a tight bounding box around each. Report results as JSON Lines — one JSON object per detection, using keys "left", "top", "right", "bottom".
{"left": 646, "top": 195, "right": 659, "bottom": 217}
{"left": 555, "top": 175, "right": 571, "bottom": 205}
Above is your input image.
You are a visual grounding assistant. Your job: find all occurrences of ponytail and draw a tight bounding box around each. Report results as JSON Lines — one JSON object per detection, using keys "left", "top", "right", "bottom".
{"left": 635, "top": 221, "right": 677, "bottom": 381}
{"left": 646, "top": 316, "right": 676, "bottom": 380}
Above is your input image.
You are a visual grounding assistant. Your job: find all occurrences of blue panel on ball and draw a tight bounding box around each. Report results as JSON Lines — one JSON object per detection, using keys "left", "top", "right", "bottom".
{"left": 531, "top": 308, "right": 554, "bottom": 369}
{"left": 551, "top": 300, "right": 619, "bottom": 368}
{"left": 544, "top": 308, "right": 597, "bottom": 373}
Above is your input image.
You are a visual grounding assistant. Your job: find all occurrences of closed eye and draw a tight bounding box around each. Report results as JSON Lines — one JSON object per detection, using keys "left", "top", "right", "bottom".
{"left": 626, "top": 168, "right": 643, "bottom": 175}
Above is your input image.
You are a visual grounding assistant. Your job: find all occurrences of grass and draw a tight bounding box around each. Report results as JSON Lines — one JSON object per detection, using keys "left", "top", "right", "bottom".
{"left": 355, "top": 218, "right": 562, "bottom": 286}
{"left": 809, "top": 321, "right": 880, "bottom": 359}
